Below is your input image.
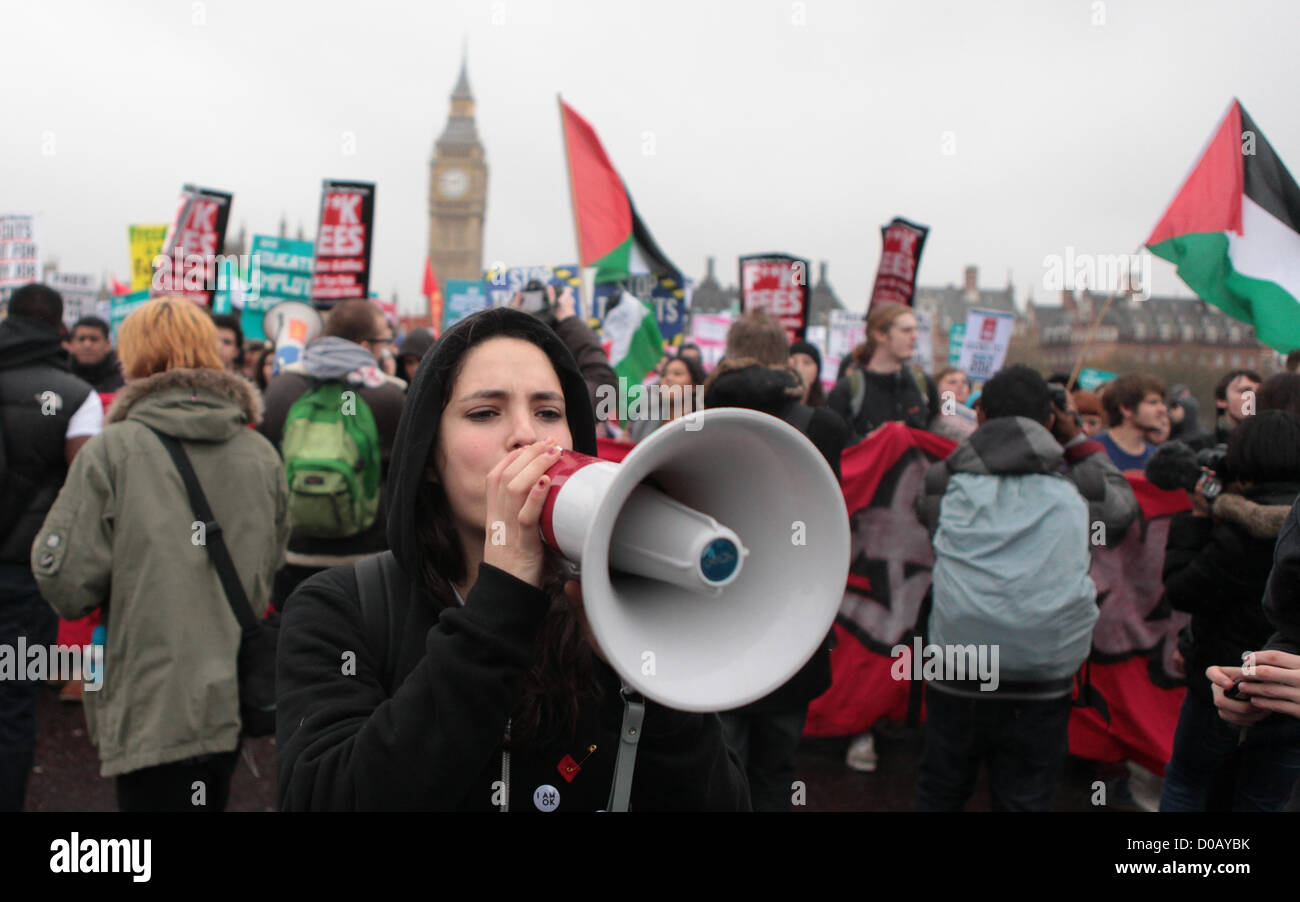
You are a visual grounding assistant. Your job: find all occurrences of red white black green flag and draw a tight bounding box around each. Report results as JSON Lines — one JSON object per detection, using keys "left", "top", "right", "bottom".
{"left": 1146, "top": 100, "right": 1300, "bottom": 353}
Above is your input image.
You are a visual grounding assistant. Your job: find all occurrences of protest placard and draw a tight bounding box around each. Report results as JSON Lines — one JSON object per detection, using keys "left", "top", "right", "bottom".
{"left": 739, "top": 254, "right": 809, "bottom": 344}
{"left": 955, "top": 308, "right": 1016, "bottom": 381}
{"left": 0, "top": 213, "right": 42, "bottom": 314}
{"left": 311, "top": 180, "right": 375, "bottom": 306}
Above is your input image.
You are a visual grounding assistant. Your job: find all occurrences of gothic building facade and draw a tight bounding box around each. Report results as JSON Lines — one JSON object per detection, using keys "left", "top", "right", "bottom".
{"left": 428, "top": 53, "right": 488, "bottom": 295}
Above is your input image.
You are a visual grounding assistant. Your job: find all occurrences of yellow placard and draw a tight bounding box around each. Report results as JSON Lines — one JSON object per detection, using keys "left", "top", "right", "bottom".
{"left": 129, "top": 224, "right": 169, "bottom": 292}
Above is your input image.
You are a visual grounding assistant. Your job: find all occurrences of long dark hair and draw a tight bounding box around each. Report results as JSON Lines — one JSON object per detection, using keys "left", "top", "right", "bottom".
{"left": 411, "top": 319, "right": 602, "bottom": 743}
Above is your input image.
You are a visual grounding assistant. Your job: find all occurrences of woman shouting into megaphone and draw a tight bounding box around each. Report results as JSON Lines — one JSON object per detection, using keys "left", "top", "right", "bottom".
{"left": 275, "top": 307, "right": 750, "bottom": 811}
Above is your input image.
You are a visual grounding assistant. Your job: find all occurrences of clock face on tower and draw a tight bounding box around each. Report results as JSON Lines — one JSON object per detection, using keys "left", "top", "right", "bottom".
{"left": 439, "top": 168, "right": 469, "bottom": 199}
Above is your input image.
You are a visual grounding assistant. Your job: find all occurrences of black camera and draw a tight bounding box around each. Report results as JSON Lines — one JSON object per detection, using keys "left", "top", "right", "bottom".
{"left": 518, "top": 279, "right": 558, "bottom": 328}
{"left": 1196, "top": 444, "right": 1229, "bottom": 500}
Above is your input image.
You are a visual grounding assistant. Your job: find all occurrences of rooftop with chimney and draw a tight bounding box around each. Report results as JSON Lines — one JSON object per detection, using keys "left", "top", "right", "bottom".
{"left": 1028, "top": 288, "right": 1260, "bottom": 347}
{"left": 913, "top": 265, "right": 1016, "bottom": 335}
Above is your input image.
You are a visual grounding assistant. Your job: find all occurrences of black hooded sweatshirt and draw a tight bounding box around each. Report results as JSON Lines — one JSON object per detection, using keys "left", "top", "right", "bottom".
{"left": 0, "top": 316, "right": 94, "bottom": 561}
{"left": 275, "top": 307, "right": 750, "bottom": 811}
{"left": 71, "top": 349, "right": 126, "bottom": 393}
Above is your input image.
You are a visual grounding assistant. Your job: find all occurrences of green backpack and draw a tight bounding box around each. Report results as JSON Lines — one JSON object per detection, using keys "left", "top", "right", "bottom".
{"left": 281, "top": 382, "right": 381, "bottom": 538}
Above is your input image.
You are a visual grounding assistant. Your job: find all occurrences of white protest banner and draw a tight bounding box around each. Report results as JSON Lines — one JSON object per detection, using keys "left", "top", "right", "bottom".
{"left": 827, "top": 309, "right": 865, "bottom": 361}
{"left": 689, "top": 311, "right": 733, "bottom": 370}
{"left": 47, "top": 272, "right": 100, "bottom": 328}
{"left": 913, "top": 309, "right": 934, "bottom": 375}
{"left": 955, "top": 308, "right": 1016, "bottom": 382}
{"left": 0, "top": 214, "right": 42, "bottom": 314}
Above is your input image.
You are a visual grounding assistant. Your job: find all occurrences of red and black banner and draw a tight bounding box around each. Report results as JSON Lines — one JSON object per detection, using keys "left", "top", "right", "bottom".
{"left": 1069, "top": 478, "right": 1191, "bottom": 774}
{"left": 153, "top": 184, "right": 233, "bottom": 306}
{"left": 805, "top": 423, "right": 955, "bottom": 734}
{"left": 739, "top": 253, "right": 810, "bottom": 343}
{"left": 799, "top": 423, "right": 1191, "bottom": 777}
{"left": 311, "top": 179, "right": 376, "bottom": 308}
{"left": 868, "top": 217, "right": 929, "bottom": 309}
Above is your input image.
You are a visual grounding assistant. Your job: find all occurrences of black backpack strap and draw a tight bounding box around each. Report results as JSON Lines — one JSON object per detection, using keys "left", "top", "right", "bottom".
{"left": 355, "top": 551, "right": 402, "bottom": 693}
{"left": 145, "top": 425, "right": 258, "bottom": 635}
{"left": 1072, "top": 658, "right": 1111, "bottom": 722}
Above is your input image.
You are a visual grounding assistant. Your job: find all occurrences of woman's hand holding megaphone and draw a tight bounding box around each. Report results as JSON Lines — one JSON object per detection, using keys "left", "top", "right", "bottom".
{"left": 482, "top": 439, "right": 563, "bottom": 589}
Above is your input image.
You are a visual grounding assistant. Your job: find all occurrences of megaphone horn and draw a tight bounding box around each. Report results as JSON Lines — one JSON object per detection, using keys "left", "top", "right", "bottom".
{"left": 263, "top": 301, "right": 323, "bottom": 374}
{"left": 541, "top": 407, "right": 850, "bottom": 713}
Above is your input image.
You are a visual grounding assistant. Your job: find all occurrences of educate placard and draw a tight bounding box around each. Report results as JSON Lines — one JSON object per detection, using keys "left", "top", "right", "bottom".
{"left": 445, "top": 279, "right": 490, "bottom": 329}
{"left": 244, "top": 235, "right": 314, "bottom": 340}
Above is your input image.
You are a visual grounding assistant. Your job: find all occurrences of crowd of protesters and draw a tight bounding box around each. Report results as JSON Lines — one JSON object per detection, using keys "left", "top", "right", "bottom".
{"left": 3, "top": 282, "right": 1300, "bottom": 813}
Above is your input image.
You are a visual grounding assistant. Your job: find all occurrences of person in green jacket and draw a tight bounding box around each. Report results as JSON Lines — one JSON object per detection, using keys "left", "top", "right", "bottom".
{"left": 32, "top": 296, "right": 289, "bottom": 811}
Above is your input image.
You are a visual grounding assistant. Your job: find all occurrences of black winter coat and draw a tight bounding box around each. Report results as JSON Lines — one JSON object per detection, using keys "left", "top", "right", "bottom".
{"left": 703, "top": 361, "right": 847, "bottom": 712}
{"left": 1162, "top": 482, "right": 1300, "bottom": 702}
{"left": 827, "top": 366, "right": 938, "bottom": 443}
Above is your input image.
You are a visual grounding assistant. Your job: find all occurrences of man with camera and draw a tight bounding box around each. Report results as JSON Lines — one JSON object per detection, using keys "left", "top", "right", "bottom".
{"left": 511, "top": 281, "right": 618, "bottom": 430}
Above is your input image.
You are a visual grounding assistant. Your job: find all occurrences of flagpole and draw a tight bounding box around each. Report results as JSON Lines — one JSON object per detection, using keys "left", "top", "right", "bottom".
{"left": 1066, "top": 243, "right": 1146, "bottom": 391}
{"left": 557, "top": 93, "right": 589, "bottom": 315}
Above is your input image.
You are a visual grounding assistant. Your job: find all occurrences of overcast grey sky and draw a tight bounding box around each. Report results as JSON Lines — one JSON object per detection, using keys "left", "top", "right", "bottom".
{"left": 5, "top": 0, "right": 1300, "bottom": 316}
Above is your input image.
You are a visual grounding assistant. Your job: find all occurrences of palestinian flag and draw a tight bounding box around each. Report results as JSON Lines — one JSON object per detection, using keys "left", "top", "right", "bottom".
{"left": 1146, "top": 99, "right": 1300, "bottom": 352}
{"left": 601, "top": 290, "right": 664, "bottom": 384}
{"left": 558, "top": 98, "right": 682, "bottom": 285}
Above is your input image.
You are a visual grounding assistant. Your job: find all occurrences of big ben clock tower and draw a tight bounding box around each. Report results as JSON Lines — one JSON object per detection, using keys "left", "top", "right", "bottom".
{"left": 429, "top": 51, "right": 487, "bottom": 291}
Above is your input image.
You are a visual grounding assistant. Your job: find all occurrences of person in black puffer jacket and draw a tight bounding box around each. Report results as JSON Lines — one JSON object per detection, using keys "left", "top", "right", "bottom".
{"left": 1159, "top": 410, "right": 1300, "bottom": 811}
{"left": 702, "top": 311, "right": 847, "bottom": 810}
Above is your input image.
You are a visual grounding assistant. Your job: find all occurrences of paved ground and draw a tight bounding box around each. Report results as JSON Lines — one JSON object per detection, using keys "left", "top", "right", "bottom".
{"left": 24, "top": 687, "right": 1116, "bottom": 812}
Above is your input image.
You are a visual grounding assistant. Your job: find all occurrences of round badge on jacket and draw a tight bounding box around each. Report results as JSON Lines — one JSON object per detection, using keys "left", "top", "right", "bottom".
{"left": 533, "top": 784, "right": 560, "bottom": 812}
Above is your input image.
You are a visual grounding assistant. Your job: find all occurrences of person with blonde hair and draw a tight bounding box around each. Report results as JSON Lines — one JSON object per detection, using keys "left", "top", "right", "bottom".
{"left": 32, "top": 295, "right": 289, "bottom": 811}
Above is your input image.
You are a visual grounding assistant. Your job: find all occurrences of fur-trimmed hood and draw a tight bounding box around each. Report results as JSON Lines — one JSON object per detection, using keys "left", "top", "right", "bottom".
{"left": 106, "top": 367, "right": 264, "bottom": 441}
{"left": 701, "top": 357, "right": 803, "bottom": 415}
{"left": 1212, "top": 487, "right": 1300, "bottom": 540}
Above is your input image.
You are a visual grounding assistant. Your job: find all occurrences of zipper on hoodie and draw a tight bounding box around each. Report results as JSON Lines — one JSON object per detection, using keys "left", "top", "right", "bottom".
{"left": 499, "top": 719, "right": 511, "bottom": 813}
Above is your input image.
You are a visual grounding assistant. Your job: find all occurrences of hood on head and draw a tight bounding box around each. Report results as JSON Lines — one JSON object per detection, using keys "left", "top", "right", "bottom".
{"left": 946, "top": 415, "right": 1063, "bottom": 476}
{"left": 1169, "top": 393, "right": 1207, "bottom": 439}
{"left": 0, "top": 315, "right": 69, "bottom": 371}
{"left": 398, "top": 328, "right": 436, "bottom": 361}
{"left": 385, "top": 307, "right": 598, "bottom": 579}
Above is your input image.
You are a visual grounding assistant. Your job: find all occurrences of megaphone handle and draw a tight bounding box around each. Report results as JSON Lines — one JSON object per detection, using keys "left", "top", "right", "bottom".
{"left": 606, "top": 686, "right": 645, "bottom": 813}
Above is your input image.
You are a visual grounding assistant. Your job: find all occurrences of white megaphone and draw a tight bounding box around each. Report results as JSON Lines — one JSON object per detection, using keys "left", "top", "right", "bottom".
{"left": 263, "top": 301, "right": 323, "bottom": 374}
{"left": 540, "top": 407, "right": 850, "bottom": 713}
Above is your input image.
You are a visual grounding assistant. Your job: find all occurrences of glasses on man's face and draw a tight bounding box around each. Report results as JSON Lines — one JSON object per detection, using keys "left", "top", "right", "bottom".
{"left": 366, "top": 336, "right": 394, "bottom": 346}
